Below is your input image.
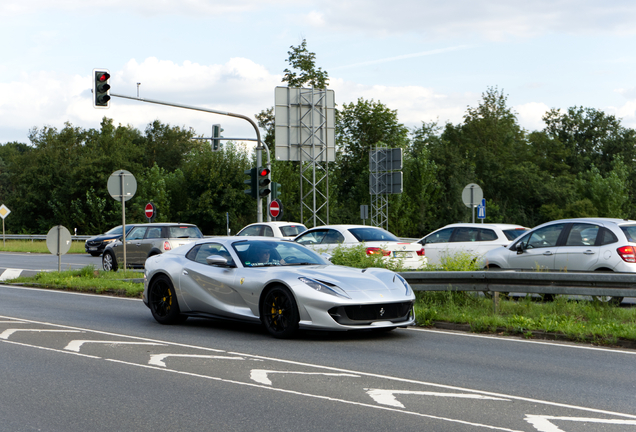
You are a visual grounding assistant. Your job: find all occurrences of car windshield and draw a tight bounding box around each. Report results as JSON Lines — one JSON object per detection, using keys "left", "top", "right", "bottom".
{"left": 280, "top": 225, "right": 307, "bottom": 237}
{"left": 169, "top": 226, "right": 203, "bottom": 238}
{"left": 105, "top": 226, "right": 123, "bottom": 235}
{"left": 348, "top": 227, "right": 399, "bottom": 242}
{"left": 503, "top": 228, "right": 529, "bottom": 241}
{"left": 232, "top": 240, "right": 327, "bottom": 267}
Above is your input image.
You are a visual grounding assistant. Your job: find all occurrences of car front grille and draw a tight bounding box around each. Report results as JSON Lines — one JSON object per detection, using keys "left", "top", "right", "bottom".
{"left": 86, "top": 241, "right": 102, "bottom": 247}
{"left": 328, "top": 301, "right": 413, "bottom": 325}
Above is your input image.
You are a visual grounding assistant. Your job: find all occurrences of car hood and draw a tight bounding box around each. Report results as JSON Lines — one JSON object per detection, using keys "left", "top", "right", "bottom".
{"left": 291, "top": 265, "right": 405, "bottom": 293}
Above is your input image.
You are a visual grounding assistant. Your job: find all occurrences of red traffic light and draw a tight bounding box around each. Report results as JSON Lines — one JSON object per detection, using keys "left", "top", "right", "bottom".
{"left": 259, "top": 168, "right": 270, "bottom": 177}
{"left": 97, "top": 72, "right": 110, "bottom": 82}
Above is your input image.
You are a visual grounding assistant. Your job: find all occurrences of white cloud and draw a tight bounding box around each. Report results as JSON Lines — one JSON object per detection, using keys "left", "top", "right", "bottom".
{"left": 515, "top": 102, "right": 551, "bottom": 132}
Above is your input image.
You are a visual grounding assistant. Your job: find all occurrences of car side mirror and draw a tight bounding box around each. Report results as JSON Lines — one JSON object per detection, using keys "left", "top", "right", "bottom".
{"left": 515, "top": 243, "right": 525, "bottom": 254}
{"left": 206, "top": 255, "right": 235, "bottom": 268}
{"left": 321, "top": 252, "right": 333, "bottom": 262}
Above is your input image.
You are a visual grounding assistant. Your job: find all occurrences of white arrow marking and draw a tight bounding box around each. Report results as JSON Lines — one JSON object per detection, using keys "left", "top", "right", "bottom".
{"left": 250, "top": 370, "right": 360, "bottom": 386}
{"left": 0, "top": 329, "right": 82, "bottom": 340}
{"left": 0, "top": 269, "right": 23, "bottom": 281}
{"left": 64, "top": 340, "right": 164, "bottom": 352}
{"left": 366, "top": 389, "right": 510, "bottom": 408}
{"left": 149, "top": 354, "right": 245, "bottom": 367}
{"left": 525, "top": 415, "right": 636, "bottom": 431}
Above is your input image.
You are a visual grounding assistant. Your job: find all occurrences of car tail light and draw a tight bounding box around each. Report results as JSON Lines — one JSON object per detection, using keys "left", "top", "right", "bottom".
{"left": 416, "top": 248, "right": 425, "bottom": 256}
{"left": 617, "top": 246, "right": 636, "bottom": 263}
{"left": 366, "top": 247, "right": 391, "bottom": 257}
{"left": 163, "top": 241, "right": 172, "bottom": 251}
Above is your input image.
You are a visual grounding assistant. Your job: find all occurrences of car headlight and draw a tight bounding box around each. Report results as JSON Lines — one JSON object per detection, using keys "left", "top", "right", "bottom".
{"left": 395, "top": 274, "right": 412, "bottom": 295}
{"left": 299, "top": 277, "right": 350, "bottom": 299}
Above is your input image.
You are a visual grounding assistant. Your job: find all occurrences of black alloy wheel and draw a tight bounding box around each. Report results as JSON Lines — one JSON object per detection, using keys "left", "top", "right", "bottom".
{"left": 148, "top": 274, "right": 187, "bottom": 324}
{"left": 261, "top": 286, "right": 300, "bottom": 339}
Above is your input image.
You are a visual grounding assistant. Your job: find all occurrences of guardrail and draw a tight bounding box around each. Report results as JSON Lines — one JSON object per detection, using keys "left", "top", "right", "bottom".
{"left": 400, "top": 270, "right": 636, "bottom": 299}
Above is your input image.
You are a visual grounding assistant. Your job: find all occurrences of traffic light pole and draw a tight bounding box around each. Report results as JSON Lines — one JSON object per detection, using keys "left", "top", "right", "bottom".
{"left": 110, "top": 93, "right": 271, "bottom": 222}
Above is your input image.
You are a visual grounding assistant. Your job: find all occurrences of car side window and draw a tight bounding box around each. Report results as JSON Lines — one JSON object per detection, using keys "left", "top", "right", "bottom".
{"left": 525, "top": 224, "right": 565, "bottom": 249}
{"left": 598, "top": 227, "right": 619, "bottom": 246}
{"left": 146, "top": 227, "right": 162, "bottom": 239}
{"left": 566, "top": 224, "right": 598, "bottom": 246}
{"left": 322, "top": 230, "right": 345, "bottom": 244}
{"left": 187, "top": 243, "right": 234, "bottom": 266}
{"left": 263, "top": 226, "right": 274, "bottom": 237}
{"left": 478, "top": 229, "right": 497, "bottom": 241}
{"left": 423, "top": 228, "right": 454, "bottom": 244}
{"left": 128, "top": 227, "right": 147, "bottom": 240}
{"left": 239, "top": 225, "right": 262, "bottom": 236}
{"left": 452, "top": 227, "right": 479, "bottom": 242}
{"left": 295, "top": 230, "right": 328, "bottom": 245}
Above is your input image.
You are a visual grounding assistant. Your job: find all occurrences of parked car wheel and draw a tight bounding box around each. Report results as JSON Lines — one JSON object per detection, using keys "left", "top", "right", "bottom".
{"left": 102, "top": 251, "right": 118, "bottom": 272}
{"left": 148, "top": 274, "right": 187, "bottom": 324}
{"left": 260, "top": 286, "right": 299, "bottom": 339}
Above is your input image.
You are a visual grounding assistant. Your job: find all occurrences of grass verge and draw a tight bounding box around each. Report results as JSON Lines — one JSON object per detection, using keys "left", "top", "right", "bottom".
{"left": 0, "top": 240, "right": 86, "bottom": 254}
{"left": 7, "top": 266, "right": 143, "bottom": 298}
{"left": 415, "top": 291, "right": 636, "bottom": 346}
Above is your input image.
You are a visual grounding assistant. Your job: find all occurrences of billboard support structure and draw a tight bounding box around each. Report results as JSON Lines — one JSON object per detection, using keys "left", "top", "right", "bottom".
{"left": 369, "top": 146, "right": 403, "bottom": 230}
{"left": 275, "top": 87, "right": 335, "bottom": 227}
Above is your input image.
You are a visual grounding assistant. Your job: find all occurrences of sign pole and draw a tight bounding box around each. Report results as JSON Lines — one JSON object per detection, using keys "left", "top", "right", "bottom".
{"left": 120, "top": 172, "right": 127, "bottom": 271}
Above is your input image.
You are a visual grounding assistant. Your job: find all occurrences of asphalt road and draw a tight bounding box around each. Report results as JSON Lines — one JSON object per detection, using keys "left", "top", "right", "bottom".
{"left": 1, "top": 284, "right": 635, "bottom": 432}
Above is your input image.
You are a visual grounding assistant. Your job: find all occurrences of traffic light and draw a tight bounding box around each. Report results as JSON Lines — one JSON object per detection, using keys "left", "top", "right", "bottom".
{"left": 211, "top": 124, "right": 223, "bottom": 151}
{"left": 271, "top": 182, "right": 282, "bottom": 200}
{"left": 93, "top": 69, "right": 111, "bottom": 108}
{"left": 244, "top": 167, "right": 257, "bottom": 199}
{"left": 257, "top": 167, "right": 271, "bottom": 198}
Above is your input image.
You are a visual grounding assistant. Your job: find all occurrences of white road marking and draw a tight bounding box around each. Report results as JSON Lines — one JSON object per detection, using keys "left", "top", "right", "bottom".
{"left": 149, "top": 354, "right": 245, "bottom": 367}
{"left": 408, "top": 327, "right": 636, "bottom": 356}
{"left": 0, "top": 269, "right": 22, "bottom": 281}
{"left": 1, "top": 314, "right": 634, "bottom": 422}
{"left": 64, "top": 340, "right": 165, "bottom": 352}
{"left": 0, "top": 328, "right": 82, "bottom": 340}
{"left": 365, "top": 389, "right": 510, "bottom": 408}
{"left": 106, "top": 358, "right": 525, "bottom": 432}
{"left": 525, "top": 415, "right": 636, "bottom": 431}
{"left": 250, "top": 369, "right": 360, "bottom": 386}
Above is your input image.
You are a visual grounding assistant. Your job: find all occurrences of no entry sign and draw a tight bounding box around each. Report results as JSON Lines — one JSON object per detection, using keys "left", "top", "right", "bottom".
{"left": 145, "top": 202, "right": 156, "bottom": 222}
{"left": 269, "top": 199, "right": 283, "bottom": 220}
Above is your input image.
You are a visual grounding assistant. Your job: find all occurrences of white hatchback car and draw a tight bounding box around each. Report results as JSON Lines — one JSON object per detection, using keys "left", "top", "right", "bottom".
{"left": 293, "top": 224, "right": 426, "bottom": 269}
{"left": 236, "top": 222, "right": 307, "bottom": 239}
{"left": 418, "top": 223, "right": 529, "bottom": 266}
{"left": 483, "top": 218, "right": 636, "bottom": 273}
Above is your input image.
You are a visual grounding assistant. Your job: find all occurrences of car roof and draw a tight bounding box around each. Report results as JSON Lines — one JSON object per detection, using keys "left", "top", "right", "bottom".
{"left": 432, "top": 223, "right": 529, "bottom": 230}
{"left": 305, "top": 224, "right": 387, "bottom": 230}
{"left": 244, "top": 222, "right": 306, "bottom": 227}
{"left": 533, "top": 218, "right": 636, "bottom": 228}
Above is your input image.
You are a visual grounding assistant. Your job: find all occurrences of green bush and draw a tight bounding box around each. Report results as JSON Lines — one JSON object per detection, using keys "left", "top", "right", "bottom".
{"left": 327, "top": 243, "right": 410, "bottom": 271}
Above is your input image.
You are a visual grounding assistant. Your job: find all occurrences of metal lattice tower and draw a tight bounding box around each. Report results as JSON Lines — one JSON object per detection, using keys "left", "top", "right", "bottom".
{"left": 298, "top": 88, "right": 329, "bottom": 227}
{"left": 370, "top": 144, "right": 389, "bottom": 230}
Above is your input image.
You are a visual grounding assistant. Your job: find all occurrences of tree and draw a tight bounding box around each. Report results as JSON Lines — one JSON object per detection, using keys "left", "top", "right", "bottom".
{"left": 282, "top": 39, "right": 329, "bottom": 89}
{"left": 332, "top": 98, "right": 409, "bottom": 225}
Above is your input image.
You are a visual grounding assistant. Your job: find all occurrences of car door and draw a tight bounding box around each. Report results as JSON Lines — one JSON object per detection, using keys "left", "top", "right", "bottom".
{"left": 553, "top": 223, "right": 601, "bottom": 271}
{"left": 419, "top": 228, "right": 454, "bottom": 265}
{"left": 506, "top": 223, "right": 566, "bottom": 270}
{"left": 123, "top": 226, "right": 148, "bottom": 264}
{"left": 179, "top": 243, "right": 249, "bottom": 318}
{"left": 137, "top": 226, "right": 163, "bottom": 262}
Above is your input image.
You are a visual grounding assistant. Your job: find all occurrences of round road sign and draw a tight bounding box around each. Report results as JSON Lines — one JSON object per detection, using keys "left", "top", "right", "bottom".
{"left": 46, "top": 225, "right": 72, "bottom": 256}
{"left": 269, "top": 200, "right": 280, "bottom": 218}
{"left": 462, "top": 183, "right": 483, "bottom": 208}
{"left": 107, "top": 170, "right": 137, "bottom": 202}
{"left": 145, "top": 203, "right": 155, "bottom": 219}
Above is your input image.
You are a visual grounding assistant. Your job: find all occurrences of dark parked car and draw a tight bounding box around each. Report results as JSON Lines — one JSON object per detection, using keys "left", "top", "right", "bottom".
{"left": 85, "top": 225, "right": 135, "bottom": 256}
{"left": 102, "top": 223, "right": 204, "bottom": 271}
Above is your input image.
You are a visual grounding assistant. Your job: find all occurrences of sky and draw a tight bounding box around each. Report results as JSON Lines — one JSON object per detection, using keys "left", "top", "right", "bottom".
{"left": 1, "top": 0, "right": 636, "bottom": 146}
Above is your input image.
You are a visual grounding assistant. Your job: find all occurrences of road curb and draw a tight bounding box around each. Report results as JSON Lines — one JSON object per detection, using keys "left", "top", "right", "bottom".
{"left": 428, "top": 321, "right": 636, "bottom": 350}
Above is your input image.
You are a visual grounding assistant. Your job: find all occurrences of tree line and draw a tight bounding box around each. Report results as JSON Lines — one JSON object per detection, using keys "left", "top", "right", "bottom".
{"left": 1, "top": 40, "right": 634, "bottom": 237}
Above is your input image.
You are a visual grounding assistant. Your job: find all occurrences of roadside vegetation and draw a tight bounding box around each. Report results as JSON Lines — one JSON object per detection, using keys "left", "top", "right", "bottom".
{"left": 0, "top": 240, "right": 85, "bottom": 254}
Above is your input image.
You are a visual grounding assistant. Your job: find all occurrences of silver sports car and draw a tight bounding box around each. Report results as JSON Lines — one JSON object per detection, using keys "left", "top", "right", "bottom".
{"left": 142, "top": 237, "right": 416, "bottom": 338}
